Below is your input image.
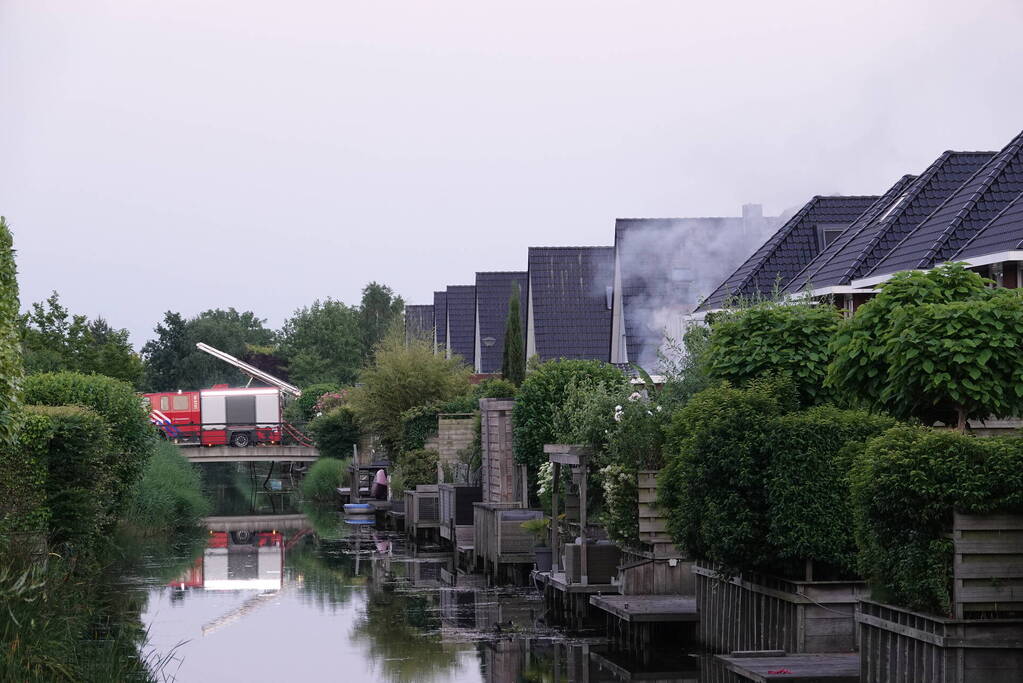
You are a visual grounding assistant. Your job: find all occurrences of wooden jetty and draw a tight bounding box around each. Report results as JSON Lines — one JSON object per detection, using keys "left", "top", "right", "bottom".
{"left": 590, "top": 595, "right": 698, "bottom": 623}
{"left": 707, "top": 652, "right": 859, "bottom": 683}
{"left": 591, "top": 594, "right": 697, "bottom": 664}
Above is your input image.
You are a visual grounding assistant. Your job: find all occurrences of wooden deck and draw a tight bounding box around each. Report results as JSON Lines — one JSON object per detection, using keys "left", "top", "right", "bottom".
{"left": 590, "top": 594, "right": 698, "bottom": 623}
{"left": 534, "top": 570, "right": 618, "bottom": 594}
{"left": 713, "top": 653, "right": 859, "bottom": 682}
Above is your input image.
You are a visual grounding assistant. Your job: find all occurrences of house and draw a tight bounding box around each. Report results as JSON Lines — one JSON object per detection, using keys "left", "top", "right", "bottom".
{"left": 404, "top": 304, "right": 434, "bottom": 345}
{"left": 526, "top": 246, "right": 615, "bottom": 362}
{"left": 433, "top": 291, "right": 447, "bottom": 355}
{"left": 445, "top": 285, "right": 476, "bottom": 366}
{"left": 610, "top": 204, "right": 782, "bottom": 369}
{"left": 694, "top": 195, "right": 882, "bottom": 315}
{"left": 782, "top": 151, "right": 996, "bottom": 308}
{"left": 853, "top": 130, "right": 1023, "bottom": 289}
{"left": 474, "top": 271, "right": 528, "bottom": 374}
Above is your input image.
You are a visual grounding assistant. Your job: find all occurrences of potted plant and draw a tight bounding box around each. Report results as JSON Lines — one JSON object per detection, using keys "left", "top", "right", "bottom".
{"left": 521, "top": 517, "right": 552, "bottom": 572}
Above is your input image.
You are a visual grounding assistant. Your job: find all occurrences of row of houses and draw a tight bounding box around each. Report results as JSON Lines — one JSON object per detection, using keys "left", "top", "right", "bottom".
{"left": 405, "top": 205, "right": 781, "bottom": 373}
{"left": 407, "top": 127, "right": 1023, "bottom": 372}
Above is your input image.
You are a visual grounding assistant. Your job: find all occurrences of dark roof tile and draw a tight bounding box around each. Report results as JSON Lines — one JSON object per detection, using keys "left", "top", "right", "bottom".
{"left": 445, "top": 285, "right": 475, "bottom": 366}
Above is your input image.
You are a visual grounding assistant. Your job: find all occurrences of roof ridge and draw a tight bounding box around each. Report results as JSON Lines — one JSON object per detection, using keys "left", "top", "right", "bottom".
{"left": 918, "top": 130, "right": 1023, "bottom": 268}
{"left": 528, "top": 245, "right": 614, "bottom": 250}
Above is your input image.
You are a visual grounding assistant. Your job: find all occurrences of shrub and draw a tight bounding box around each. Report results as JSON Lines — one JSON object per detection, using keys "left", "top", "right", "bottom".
{"left": 124, "top": 441, "right": 210, "bottom": 534}
{"left": 0, "top": 413, "right": 50, "bottom": 544}
{"left": 658, "top": 377, "right": 795, "bottom": 574}
{"left": 850, "top": 425, "right": 1023, "bottom": 615}
{"left": 309, "top": 406, "right": 360, "bottom": 459}
{"left": 513, "top": 360, "right": 628, "bottom": 477}
{"left": 27, "top": 405, "right": 111, "bottom": 554}
{"left": 288, "top": 382, "right": 343, "bottom": 422}
{"left": 0, "top": 216, "right": 22, "bottom": 450}
{"left": 474, "top": 377, "right": 517, "bottom": 400}
{"left": 398, "top": 394, "right": 478, "bottom": 453}
{"left": 302, "top": 457, "right": 351, "bottom": 502}
{"left": 707, "top": 299, "right": 840, "bottom": 406}
{"left": 765, "top": 406, "right": 896, "bottom": 576}
{"left": 23, "top": 372, "right": 155, "bottom": 516}
{"left": 392, "top": 448, "right": 439, "bottom": 494}
{"left": 350, "top": 333, "right": 471, "bottom": 453}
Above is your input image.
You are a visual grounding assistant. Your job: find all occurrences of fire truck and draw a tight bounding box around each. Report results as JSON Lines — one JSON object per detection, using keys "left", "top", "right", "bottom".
{"left": 144, "top": 342, "right": 310, "bottom": 447}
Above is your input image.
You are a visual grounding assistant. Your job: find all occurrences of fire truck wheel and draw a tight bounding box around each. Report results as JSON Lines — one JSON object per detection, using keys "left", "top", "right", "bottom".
{"left": 230, "top": 432, "right": 252, "bottom": 448}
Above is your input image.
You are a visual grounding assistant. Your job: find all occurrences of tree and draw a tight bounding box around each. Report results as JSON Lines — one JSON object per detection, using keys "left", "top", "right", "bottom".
{"left": 359, "top": 282, "right": 404, "bottom": 358}
{"left": 279, "top": 298, "right": 363, "bottom": 386}
{"left": 501, "top": 283, "right": 525, "bottom": 385}
{"left": 828, "top": 263, "right": 990, "bottom": 419}
{"left": 20, "top": 292, "right": 143, "bottom": 387}
{"left": 706, "top": 299, "right": 840, "bottom": 406}
{"left": 349, "top": 330, "right": 470, "bottom": 454}
{"left": 141, "top": 308, "right": 274, "bottom": 391}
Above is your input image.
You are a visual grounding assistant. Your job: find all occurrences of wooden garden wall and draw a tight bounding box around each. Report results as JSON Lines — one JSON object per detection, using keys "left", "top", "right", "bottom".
{"left": 479, "top": 399, "right": 518, "bottom": 504}
{"left": 694, "top": 561, "right": 867, "bottom": 654}
{"left": 953, "top": 511, "right": 1023, "bottom": 618}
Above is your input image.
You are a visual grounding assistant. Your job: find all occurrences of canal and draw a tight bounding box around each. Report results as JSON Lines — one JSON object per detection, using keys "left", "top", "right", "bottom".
{"left": 124, "top": 463, "right": 700, "bottom": 682}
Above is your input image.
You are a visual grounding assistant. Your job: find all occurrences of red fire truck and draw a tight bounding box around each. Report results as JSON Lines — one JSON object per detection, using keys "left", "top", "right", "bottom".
{"left": 144, "top": 342, "right": 308, "bottom": 447}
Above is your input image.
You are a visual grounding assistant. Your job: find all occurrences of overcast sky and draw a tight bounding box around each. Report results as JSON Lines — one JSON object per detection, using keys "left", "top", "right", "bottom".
{"left": 3, "top": 0, "right": 1022, "bottom": 346}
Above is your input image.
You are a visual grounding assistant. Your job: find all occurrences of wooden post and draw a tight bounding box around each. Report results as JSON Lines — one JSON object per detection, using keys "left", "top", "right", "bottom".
{"left": 579, "top": 456, "right": 588, "bottom": 586}
{"left": 551, "top": 461, "right": 561, "bottom": 575}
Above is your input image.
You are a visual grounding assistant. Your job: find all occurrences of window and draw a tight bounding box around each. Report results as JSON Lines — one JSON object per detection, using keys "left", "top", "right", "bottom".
{"left": 160, "top": 396, "right": 169, "bottom": 411}
{"left": 817, "top": 223, "right": 847, "bottom": 250}
{"left": 173, "top": 395, "right": 190, "bottom": 411}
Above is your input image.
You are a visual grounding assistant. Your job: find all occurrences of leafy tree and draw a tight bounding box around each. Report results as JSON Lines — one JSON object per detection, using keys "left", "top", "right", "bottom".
{"left": 20, "top": 293, "right": 143, "bottom": 387}
{"left": 141, "top": 308, "right": 274, "bottom": 390}
{"left": 706, "top": 299, "right": 840, "bottom": 406}
{"left": 279, "top": 299, "right": 363, "bottom": 386}
{"left": 501, "top": 283, "right": 525, "bottom": 385}
{"left": 349, "top": 331, "right": 471, "bottom": 454}
{"left": 308, "top": 406, "right": 360, "bottom": 459}
{"left": 359, "top": 282, "right": 404, "bottom": 358}
{"left": 512, "top": 359, "right": 629, "bottom": 482}
{"left": 828, "top": 263, "right": 989, "bottom": 413}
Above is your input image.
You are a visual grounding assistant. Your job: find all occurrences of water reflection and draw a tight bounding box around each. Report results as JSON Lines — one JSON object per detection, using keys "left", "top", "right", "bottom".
{"left": 132, "top": 464, "right": 705, "bottom": 682}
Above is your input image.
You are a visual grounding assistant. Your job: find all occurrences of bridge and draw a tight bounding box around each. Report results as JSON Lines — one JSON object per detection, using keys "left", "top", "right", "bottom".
{"left": 180, "top": 445, "right": 319, "bottom": 463}
{"left": 203, "top": 513, "right": 311, "bottom": 532}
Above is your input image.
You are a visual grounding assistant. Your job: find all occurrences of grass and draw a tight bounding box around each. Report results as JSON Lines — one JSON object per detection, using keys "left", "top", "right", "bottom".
{"left": 301, "top": 457, "right": 350, "bottom": 503}
{"left": 124, "top": 442, "right": 211, "bottom": 535}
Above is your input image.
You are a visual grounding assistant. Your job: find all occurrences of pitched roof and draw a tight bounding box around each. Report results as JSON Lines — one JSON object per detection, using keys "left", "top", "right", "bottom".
{"left": 474, "top": 271, "right": 527, "bottom": 374}
{"left": 954, "top": 192, "right": 1023, "bottom": 259}
{"left": 528, "top": 246, "right": 614, "bottom": 362}
{"left": 784, "top": 176, "right": 918, "bottom": 294}
{"left": 614, "top": 212, "right": 780, "bottom": 368}
{"left": 404, "top": 304, "right": 434, "bottom": 344}
{"left": 866, "top": 131, "right": 1023, "bottom": 278}
{"left": 432, "top": 291, "right": 447, "bottom": 353}
{"left": 696, "top": 195, "right": 880, "bottom": 311}
{"left": 445, "top": 285, "right": 476, "bottom": 366}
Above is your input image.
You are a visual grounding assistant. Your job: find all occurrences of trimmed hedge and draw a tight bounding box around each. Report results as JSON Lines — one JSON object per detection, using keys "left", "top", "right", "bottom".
{"left": 0, "top": 413, "right": 51, "bottom": 544}
{"left": 765, "top": 406, "right": 896, "bottom": 575}
{"left": 27, "top": 405, "right": 112, "bottom": 553}
{"left": 309, "top": 406, "right": 360, "bottom": 459}
{"left": 850, "top": 425, "right": 1023, "bottom": 615}
{"left": 392, "top": 448, "right": 439, "bottom": 494}
{"left": 23, "top": 372, "right": 155, "bottom": 517}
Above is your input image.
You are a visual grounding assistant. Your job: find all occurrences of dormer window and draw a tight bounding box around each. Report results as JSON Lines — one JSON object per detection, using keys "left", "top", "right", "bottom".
{"left": 817, "top": 223, "right": 847, "bottom": 251}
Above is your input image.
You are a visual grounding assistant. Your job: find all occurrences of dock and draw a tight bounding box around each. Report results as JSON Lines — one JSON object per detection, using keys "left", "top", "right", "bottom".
{"left": 710, "top": 652, "right": 859, "bottom": 683}
{"left": 589, "top": 594, "right": 698, "bottom": 623}
{"left": 534, "top": 570, "right": 618, "bottom": 628}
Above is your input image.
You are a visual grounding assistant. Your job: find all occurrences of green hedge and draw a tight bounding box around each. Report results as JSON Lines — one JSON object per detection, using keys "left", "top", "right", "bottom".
{"left": 392, "top": 448, "right": 439, "bottom": 494}
{"left": 23, "top": 372, "right": 155, "bottom": 517}
{"left": 659, "top": 377, "right": 795, "bottom": 574}
{"left": 309, "top": 406, "right": 360, "bottom": 459}
{"left": 0, "top": 413, "right": 51, "bottom": 544}
{"left": 850, "top": 425, "right": 1023, "bottom": 615}
{"left": 398, "top": 394, "right": 478, "bottom": 454}
{"left": 27, "top": 405, "right": 112, "bottom": 554}
{"left": 765, "top": 406, "right": 896, "bottom": 575}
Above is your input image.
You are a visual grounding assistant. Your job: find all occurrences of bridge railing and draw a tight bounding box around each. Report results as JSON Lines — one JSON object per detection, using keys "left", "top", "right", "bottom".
{"left": 152, "top": 420, "right": 314, "bottom": 447}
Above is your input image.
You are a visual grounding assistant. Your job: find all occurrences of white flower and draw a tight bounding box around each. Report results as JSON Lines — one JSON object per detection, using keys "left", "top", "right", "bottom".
{"left": 628, "top": 392, "right": 642, "bottom": 402}
{"left": 656, "top": 405, "right": 663, "bottom": 413}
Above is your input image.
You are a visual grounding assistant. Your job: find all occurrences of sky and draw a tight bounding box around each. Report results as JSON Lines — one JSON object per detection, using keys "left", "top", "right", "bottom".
{"left": 3, "top": 0, "right": 1022, "bottom": 347}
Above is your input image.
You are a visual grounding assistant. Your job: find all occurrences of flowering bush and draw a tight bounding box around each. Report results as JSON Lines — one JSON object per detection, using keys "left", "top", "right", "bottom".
{"left": 314, "top": 389, "right": 350, "bottom": 415}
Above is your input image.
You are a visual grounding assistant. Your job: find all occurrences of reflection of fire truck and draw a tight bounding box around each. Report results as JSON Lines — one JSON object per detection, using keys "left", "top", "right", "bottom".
{"left": 144, "top": 342, "right": 309, "bottom": 447}
{"left": 174, "top": 531, "right": 284, "bottom": 591}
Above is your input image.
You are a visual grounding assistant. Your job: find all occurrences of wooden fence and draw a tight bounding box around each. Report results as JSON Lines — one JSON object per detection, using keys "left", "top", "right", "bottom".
{"left": 857, "top": 599, "right": 1023, "bottom": 683}
{"left": 953, "top": 511, "right": 1023, "bottom": 618}
{"left": 694, "top": 561, "right": 867, "bottom": 654}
